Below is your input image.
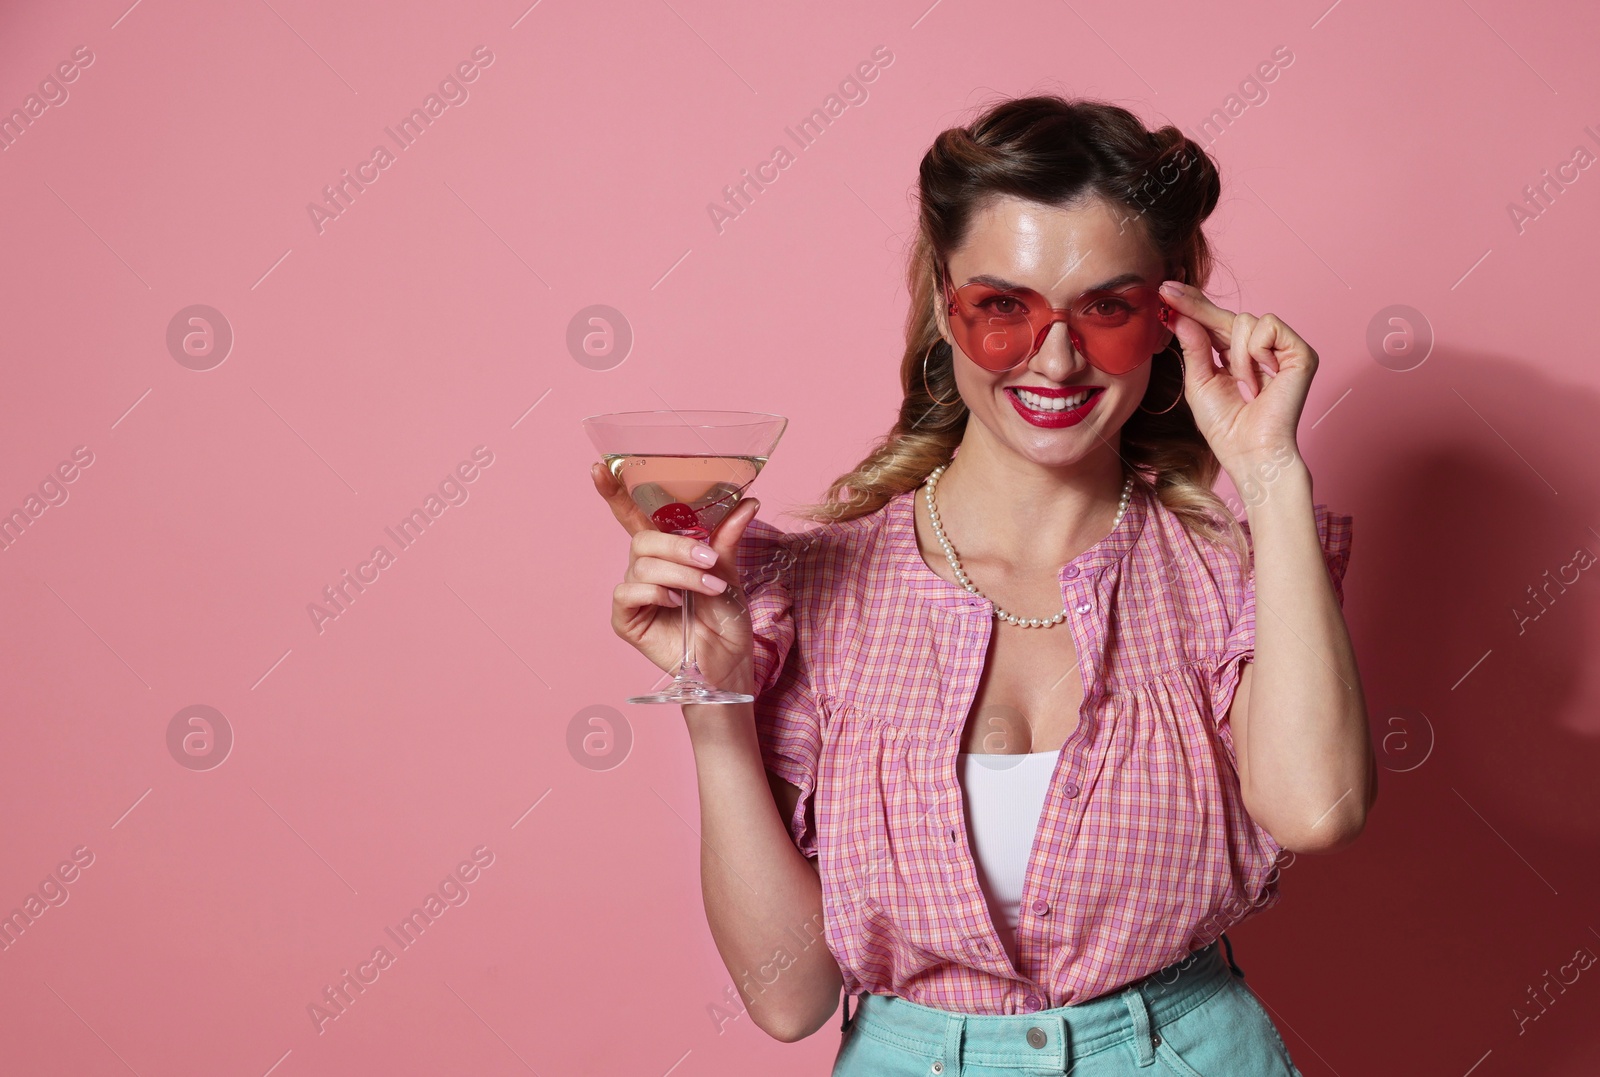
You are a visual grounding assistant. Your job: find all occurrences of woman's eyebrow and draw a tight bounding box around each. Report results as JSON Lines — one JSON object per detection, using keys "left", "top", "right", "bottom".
{"left": 966, "top": 271, "right": 1149, "bottom": 294}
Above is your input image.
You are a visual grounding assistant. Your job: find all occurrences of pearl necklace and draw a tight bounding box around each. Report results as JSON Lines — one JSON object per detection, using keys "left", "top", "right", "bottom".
{"left": 923, "top": 464, "right": 1135, "bottom": 629}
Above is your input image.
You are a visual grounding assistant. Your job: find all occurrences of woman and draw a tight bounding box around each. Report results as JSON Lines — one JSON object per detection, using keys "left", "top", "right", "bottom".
{"left": 592, "top": 95, "right": 1374, "bottom": 1075}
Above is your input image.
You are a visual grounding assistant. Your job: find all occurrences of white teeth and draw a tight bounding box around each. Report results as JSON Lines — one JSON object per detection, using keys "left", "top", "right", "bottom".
{"left": 1015, "top": 388, "right": 1092, "bottom": 412}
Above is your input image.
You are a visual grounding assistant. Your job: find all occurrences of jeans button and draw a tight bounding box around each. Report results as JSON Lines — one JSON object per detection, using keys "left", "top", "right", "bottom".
{"left": 931, "top": 1062, "right": 944, "bottom": 1074}
{"left": 1026, "top": 1026, "right": 1048, "bottom": 1049}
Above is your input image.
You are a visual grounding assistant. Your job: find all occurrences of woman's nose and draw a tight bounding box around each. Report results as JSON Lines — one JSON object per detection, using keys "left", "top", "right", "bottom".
{"left": 1030, "top": 319, "right": 1085, "bottom": 376}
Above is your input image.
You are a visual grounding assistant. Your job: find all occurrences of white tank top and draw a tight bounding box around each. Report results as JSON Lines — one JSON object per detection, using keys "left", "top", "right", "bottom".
{"left": 955, "top": 749, "right": 1060, "bottom": 968}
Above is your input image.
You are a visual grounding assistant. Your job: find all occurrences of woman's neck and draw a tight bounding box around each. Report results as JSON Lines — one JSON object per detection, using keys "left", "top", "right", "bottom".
{"left": 933, "top": 438, "right": 1128, "bottom": 573}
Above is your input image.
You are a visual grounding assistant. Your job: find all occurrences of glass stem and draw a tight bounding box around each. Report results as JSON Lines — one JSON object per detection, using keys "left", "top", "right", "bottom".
{"left": 677, "top": 587, "right": 703, "bottom": 681}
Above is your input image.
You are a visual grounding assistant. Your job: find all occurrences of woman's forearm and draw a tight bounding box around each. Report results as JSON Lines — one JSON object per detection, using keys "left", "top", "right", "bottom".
{"left": 1231, "top": 457, "right": 1374, "bottom": 850}
{"left": 682, "top": 701, "right": 843, "bottom": 1042}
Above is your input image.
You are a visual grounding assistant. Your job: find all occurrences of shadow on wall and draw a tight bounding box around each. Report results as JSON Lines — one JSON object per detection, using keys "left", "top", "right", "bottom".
{"left": 1220, "top": 343, "right": 1600, "bottom": 1077}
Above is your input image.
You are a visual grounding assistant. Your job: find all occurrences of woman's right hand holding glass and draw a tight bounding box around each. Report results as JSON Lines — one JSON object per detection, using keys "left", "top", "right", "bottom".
{"left": 590, "top": 462, "right": 760, "bottom": 697}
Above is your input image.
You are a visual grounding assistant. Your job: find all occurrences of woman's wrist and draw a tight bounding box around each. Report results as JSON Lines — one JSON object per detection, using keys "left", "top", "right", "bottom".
{"left": 682, "top": 698, "right": 760, "bottom": 753}
{"left": 1221, "top": 444, "right": 1310, "bottom": 516}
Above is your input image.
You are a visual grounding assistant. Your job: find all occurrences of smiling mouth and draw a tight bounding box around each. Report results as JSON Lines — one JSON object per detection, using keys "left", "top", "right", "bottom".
{"left": 1008, "top": 386, "right": 1101, "bottom": 412}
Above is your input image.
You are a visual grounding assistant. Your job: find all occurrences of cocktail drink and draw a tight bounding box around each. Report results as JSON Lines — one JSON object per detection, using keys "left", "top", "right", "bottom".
{"left": 603, "top": 453, "right": 763, "bottom": 540}
{"left": 583, "top": 410, "right": 788, "bottom": 704}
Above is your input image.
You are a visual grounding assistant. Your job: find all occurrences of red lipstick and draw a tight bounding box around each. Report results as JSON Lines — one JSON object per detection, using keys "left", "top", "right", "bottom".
{"left": 1005, "top": 385, "right": 1103, "bottom": 428}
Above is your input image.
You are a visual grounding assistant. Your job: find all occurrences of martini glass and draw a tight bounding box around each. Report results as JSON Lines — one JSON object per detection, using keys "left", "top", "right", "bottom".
{"left": 584, "top": 410, "right": 788, "bottom": 704}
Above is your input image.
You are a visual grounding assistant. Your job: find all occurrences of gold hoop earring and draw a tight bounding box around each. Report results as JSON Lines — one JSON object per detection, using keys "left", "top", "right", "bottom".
{"left": 921, "top": 340, "right": 962, "bottom": 407}
{"left": 1137, "top": 345, "right": 1186, "bottom": 415}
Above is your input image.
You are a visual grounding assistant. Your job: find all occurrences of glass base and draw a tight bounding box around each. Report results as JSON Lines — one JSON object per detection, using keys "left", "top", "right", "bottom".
{"left": 627, "top": 678, "right": 755, "bottom": 705}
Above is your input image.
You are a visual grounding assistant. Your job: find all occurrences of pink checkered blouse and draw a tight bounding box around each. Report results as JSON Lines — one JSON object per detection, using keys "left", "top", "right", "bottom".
{"left": 734, "top": 473, "right": 1353, "bottom": 1016}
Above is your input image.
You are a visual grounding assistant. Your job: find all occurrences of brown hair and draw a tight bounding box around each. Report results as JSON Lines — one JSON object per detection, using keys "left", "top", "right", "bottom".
{"left": 790, "top": 94, "right": 1248, "bottom": 564}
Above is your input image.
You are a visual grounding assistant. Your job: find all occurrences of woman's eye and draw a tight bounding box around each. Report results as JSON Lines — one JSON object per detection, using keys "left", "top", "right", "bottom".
{"left": 982, "top": 295, "right": 1025, "bottom": 316}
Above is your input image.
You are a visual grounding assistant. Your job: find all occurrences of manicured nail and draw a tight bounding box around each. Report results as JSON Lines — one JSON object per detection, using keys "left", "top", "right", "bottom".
{"left": 701, "top": 573, "right": 727, "bottom": 593}
{"left": 690, "top": 544, "right": 718, "bottom": 566}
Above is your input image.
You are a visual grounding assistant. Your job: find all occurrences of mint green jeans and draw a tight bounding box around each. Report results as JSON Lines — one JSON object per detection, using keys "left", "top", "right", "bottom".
{"left": 831, "top": 939, "right": 1302, "bottom": 1076}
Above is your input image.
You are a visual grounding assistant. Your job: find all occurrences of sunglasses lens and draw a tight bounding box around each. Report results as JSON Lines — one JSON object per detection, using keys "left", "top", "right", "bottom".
{"left": 949, "top": 284, "right": 1169, "bottom": 375}
{"left": 947, "top": 286, "right": 1041, "bottom": 371}
{"left": 1082, "top": 289, "right": 1173, "bottom": 375}
{"left": 973, "top": 321, "right": 1036, "bottom": 369}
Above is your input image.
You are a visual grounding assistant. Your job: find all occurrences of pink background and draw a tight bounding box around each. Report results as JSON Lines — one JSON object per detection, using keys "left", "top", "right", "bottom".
{"left": 2, "top": 0, "right": 1599, "bottom": 1073}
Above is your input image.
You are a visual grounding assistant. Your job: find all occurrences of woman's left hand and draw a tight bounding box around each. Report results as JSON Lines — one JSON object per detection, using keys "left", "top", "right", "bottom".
{"left": 1156, "top": 280, "right": 1315, "bottom": 478}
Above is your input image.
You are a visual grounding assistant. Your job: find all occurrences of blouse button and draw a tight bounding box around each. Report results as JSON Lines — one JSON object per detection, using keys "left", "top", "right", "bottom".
{"left": 1074, "top": 602, "right": 1091, "bottom": 614}
{"left": 1023, "top": 993, "right": 1042, "bottom": 1012}
{"left": 1031, "top": 898, "right": 1050, "bottom": 916}
{"left": 1063, "top": 565, "right": 1079, "bottom": 578}
{"left": 1063, "top": 781, "right": 1081, "bottom": 799}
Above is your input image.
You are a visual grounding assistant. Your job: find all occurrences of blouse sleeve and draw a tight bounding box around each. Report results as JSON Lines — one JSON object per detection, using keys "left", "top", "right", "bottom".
{"left": 734, "top": 517, "right": 824, "bottom": 859}
{"left": 1208, "top": 503, "right": 1354, "bottom": 766}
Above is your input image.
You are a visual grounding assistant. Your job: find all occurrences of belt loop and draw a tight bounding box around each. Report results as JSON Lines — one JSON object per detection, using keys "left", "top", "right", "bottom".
{"left": 840, "top": 986, "right": 854, "bottom": 1032}
{"left": 1121, "top": 985, "right": 1156, "bottom": 1067}
{"left": 941, "top": 1012, "right": 964, "bottom": 1076}
{"left": 1220, "top": 932, "right": 1246, "bottom": 980}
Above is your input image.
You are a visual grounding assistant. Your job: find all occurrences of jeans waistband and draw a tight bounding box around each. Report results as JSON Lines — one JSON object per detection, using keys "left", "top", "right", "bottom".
{"left": 845, "top": 938, "right": 1240, "bottom": 1072}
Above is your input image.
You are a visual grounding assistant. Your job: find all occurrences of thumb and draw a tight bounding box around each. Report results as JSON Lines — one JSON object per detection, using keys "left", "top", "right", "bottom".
{"left": 1171, "top": 315, "right": 1225, "bottom": 397}
{"left": 591, "top": 459, "right": 654, "bottom": 535}
{"left": 703, "top": 496, "right": 761, "bottom": 585}
{"left": 708, "top": 496, "right": 760, "bottom": 557}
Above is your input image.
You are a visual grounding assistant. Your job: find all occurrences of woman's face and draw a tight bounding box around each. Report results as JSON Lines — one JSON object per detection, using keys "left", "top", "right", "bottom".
{"left": 935, "top": 193, "right": 1177, "bottom": 469}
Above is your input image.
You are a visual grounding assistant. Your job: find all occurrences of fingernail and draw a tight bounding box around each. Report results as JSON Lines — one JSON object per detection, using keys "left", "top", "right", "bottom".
{"left": 701, "top": 573, "right": 727, "bottom": 593}
{"left": 690, "top": 544, "right": 718, "bottom": 567}
{"left": 1159, "top": 281, "right": 1183, "bottom": 297}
